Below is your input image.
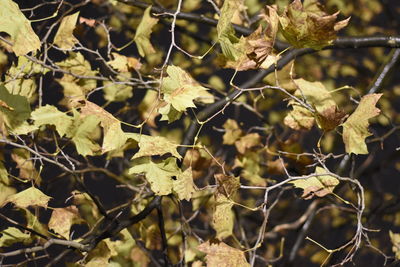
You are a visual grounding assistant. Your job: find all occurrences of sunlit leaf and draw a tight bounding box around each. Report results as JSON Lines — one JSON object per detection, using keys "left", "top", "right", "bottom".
{"left": 31, "top": 105, "right": 73, "bottom": 137}
{"left": 342, "top": 93, "right": 382, "bottom": 154}
{"left": 290, "top": 167, "right": 339, "bottom": 199}
{"left": 54, "top": 12, "right": 80, "bottom": 50}
{"left": 197, "top": 240, "right": 250, "bottom": 267}
{"left": 0, "top": 227, "right": 31, "bottom": 247}
{"left": 0, "top": 0, "right": 40, "bottom": 56}
{"left": 134, "top": 6, "right": 159, "bottom": 57}
{"left": 128, "top": 157, "right": 180, "bottom": 196}
{"left": 3, "top": 187, "right": 52, "bottom": 208}
{"left": 128, "top": 133, "right": 181, "bottom": 159}
{"left": 162, "top": 65, "right": 209, "bottom": 112}
{"left": 173, "top": 167, "right": 196, "bottom": 201}
{"left": 107, "top": 52, "right": 142, "bottom": 72}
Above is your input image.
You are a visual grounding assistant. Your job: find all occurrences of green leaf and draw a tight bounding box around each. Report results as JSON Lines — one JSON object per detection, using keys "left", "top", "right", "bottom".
{"left": 342, "top": 94, "right": 382, "bottom": 154}
{"left": 66, "top": 110, "right": 101, "bottom": 156}
{"left": 0, "top": 227, "right": 31, "bottom": 247}
{"left": 162, "top": 65, "right": 209, "bottom": 112}
{"left": 128, "top": 157, "right": 180, "bottom": 196}
{"left": 158, "top": 103, "right": 182, "bottom": 123}
{"left": 173, "top": 167, "right": 196, "bottom": 201}
{"left": 102, "top": 73, "right": 134, "bottom": 102}
{"left": 128, "top": 133, "right": 181, "bottom": 159}
{"left": 3, "top": 187, "right": 52, "bottom": 208}
{"left": 31, "top": 105, "right": 73, "bottom": 137}
{"left": 0, "top": 84, "right": 31, "bottom": 129}
{"left": 197, "top": 240, "right": 250, "bottom": 267}
{"left": 278, "top": 0, "right": 349, "bottom": 50}
{"left": 0, "top": 0, "right": 40, "bottom": 56}
{"left": 79, "top": 100, "right": 127, "bottom": 153}
{"left": 54, "top": 12, "right": 80, "bottom": 50}
{"left": 134, "top": 6, "right": 159, "bottom": 57}
{"left": 290, "top": 167, "right": 339, "bottom": 199}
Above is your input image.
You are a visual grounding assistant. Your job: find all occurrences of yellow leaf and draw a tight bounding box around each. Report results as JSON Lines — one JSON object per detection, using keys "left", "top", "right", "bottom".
{"left": 3, "top": 187, "right": 52, "bottom": 208}
{"left": 134, "top": 6, "right": 159, "bottom": 57}
{"left": 197, "top": 240, "right": 250, "bottom": 267}
{"left": 173, "top": 167, "right": 196, "bottom": 201}
{"left": 49, "top": 206, "right": 81, "bottom": 239}
{"left": 54, "top": 12, "right": 80, "bottom": 50}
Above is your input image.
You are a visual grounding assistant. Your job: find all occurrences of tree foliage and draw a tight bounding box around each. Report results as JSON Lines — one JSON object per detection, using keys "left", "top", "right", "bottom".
{"left": 0, "top": 0, "right": 400, "bottom": 266}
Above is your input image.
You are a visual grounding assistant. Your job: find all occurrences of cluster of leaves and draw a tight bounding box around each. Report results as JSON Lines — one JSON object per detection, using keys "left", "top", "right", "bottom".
{"left": 0, "top": 0, "right": 399, "bottom": 266}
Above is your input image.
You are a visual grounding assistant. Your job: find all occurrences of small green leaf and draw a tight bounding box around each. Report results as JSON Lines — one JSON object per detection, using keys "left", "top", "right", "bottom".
{"left": 0, "top": 84, "right": 31, "bottom": 129}
{"left": 342, "top": 94, "right": 382, "bottom": 154}
{"left": 0, "top": 0, "right": 40, "bottom": 56}
{"left": 31, "top": 105, "right": 73, "bottom": 137}
{"left": 129, "top": 157, "right": 180, "bottom": 196}
{"left": 290, "top": 167, "right": 339, "bottom": 199}
{"left": 3, "top": 187, "right": 52, "bottom": 208}
{"left": 53, "top": 12, "right": 80, "bottom": 50}
{"left": 0, "top": 227, "right": 31, "bottom": 247}
{"left": 134, "top": 6, "right": 159, "bottom": 57}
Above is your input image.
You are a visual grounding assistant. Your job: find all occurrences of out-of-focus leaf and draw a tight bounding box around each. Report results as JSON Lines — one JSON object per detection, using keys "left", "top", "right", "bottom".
{"left": 0, "top": 227, "right": 31, "bottom": 247}
{"left": 103, "top": 73, "right": 133, "bottom": 102}
{"left": 134, "top": 6, "right": 159, "bottom": 57}
{"left": 389, "top": 231, "right": 400, "bottom": 260}
{"left": 0, "top": 0, "right": 40, "bottom": 56}
{"left": 3, "top": 187, "right": 52, "bottom": 208}
{"left": 197, "top": 240, "right": 250, "bottom": 267}
{"left": 223, "top": 119, "right": 243, "bottom": 145}
{"left": 129, "top": 157, "right": 181, "bottom": 195}
{"left": 11, "top": 149, "right": 41, "bottom": 183}
{"left": 54, "top": 12, "right": 80, "bottom": 50}
{"left": 58, "top": 52, "right": 97, "bottom": 77}
{"left": 158, "top": 103, "right": 182, "bottom": 123}
{"left": 290, "top": 167, "right": 339, "bottom": 199}
{"left": 173, "top": 167, "right": 196, "bottom": 201}
{"left": 279, "top": 0, "right": 349, "bottom": 49}
{"left": 235, "top": 133, "right": 261, "bottom": 154}
{"left": 162, "top": 65, "right": 209, "bottom": 112}
{"left": 31, "top": 105, "right": 73, "bottom": 137}
{"left": 66, "top": 110, "right": 101, "bottom": 156}
{"left": 215, "top": 174, "right": 240, "bottom": 198}
{"left": 49, "top": 206, "right": 81, "bottom": 239}
{"left": 128, "top": 133, "right": 181, "bottom": 159}
{"left": 284, "top": 104, "right": 315, "bottom": 130}
{"left": 0, "top": 84, "right": 31, "bottom": 129}
{"left": 342, "top": 94, "right": 382, "bottom": 154}
{"left": 79, "top": 100, "right": 127, "bottom": 153}
{"left": 107, "top": 52, "right": 142, "bottom": 72}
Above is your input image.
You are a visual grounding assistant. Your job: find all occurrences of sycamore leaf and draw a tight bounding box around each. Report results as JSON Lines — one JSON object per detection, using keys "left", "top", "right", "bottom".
{"left": 197, "top": 240, "right": 250, "bottom": 267}
{"left": 389, "top": 231, "right": 400, "bottom": 260}
{"left": 103, "top": 73, "right": 134, "bottom": 102}
{"left": 128, "top": 157, "right": 180, "bottom": 196}
{"left": 278, "top": 0, "right": 350, "bottom": 50}
{"left": 162, "top": 65, "right": 209, "bottom": 112}
{"left": 212, "top": 194, "right": 234, "bottom": 240}
{"left": 79, "top": 101, "right": 127, "bottom": 153}
{"left": 107, "top": 52, "right": 142, "bottom": 72}
{"left": 173, "top": 167, "right": 196, "bottom": 201}
{"left": 128, "top": 133, "right": 181, "bottom": 159}
{"left": 234, "top": 133, "right": 261, "bottom": 154}
{"left": 3, "top": 187, "right": 52, "bottom": 208}
{"left": 58, "top": 52, "right": 97, "bottom": 77}
{"left": 31, "top": 105, "right": 73, "bottom": 137}
{"left": 0, "top": 227, "right": 31, "bottom": 247}
{"left": 0, "top": 0, "right": 41, "bottom": 56}
{"left": 0, "top": 184, "right": 16, "bottom": 207}
{"left": 49, "top": 206, "right": 81, "bottom": 239}
{"left": 0, "top": 84, "right": 31, "bottom": 128}
{"left": 284, "top": 79, "right": 346, "bottom": 131}
{"left": 290, "top": 167, "right": 339, "bottom": 199}
{"left": 217, "top": 0, "right": 242, "bottom": 60}
{"left": 134, "top": 6, "right": 159, "bottom": 57}
{"left": 342, "top": 94, "right": 382, "bottom": 154}
{"left": 158, "top": 103, "right": 182, "bottom": 123}
{"left": 215, "top": 174, "right": 240, "bottom": 198}
{"left": 66, "top": 110, "right": 101, "bottom": 156}
{"left": 54, "top": 12, "right": 80, "bottom": 50}
{"left": 222, "top": 119, "right": 243, "bottom": 145}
